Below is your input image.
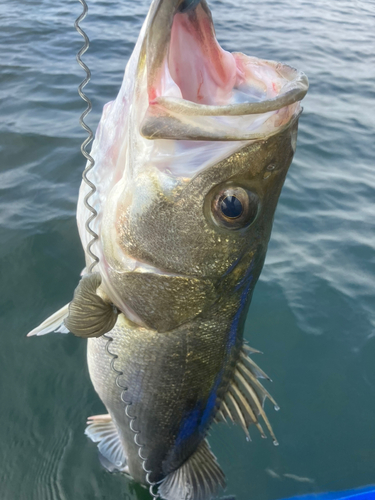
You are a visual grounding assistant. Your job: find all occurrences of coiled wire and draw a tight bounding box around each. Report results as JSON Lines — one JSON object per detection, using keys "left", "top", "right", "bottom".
{"left": 103, "top": 334, "right": 160, "bottom": 499}
{"left": 75, "top": 0, "right": 99, "bottom": 273}
{"left": 75, "top": 2, "right": 158, "bottom": 497}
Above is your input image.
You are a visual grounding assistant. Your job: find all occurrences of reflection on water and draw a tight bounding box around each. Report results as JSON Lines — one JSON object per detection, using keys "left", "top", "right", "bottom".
{"left": 0, "top": 0, "right": 374, "bottom": 499}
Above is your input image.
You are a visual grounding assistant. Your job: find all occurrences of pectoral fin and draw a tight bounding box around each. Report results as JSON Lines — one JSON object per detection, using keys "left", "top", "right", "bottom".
{"left": 27, "top": 274, "right": 118, "bottom": 339}
{"left": 64, "top": 273, "right": 119, "bottom": 338}
{"left": 27, "top": 303, "right": 70, "bottom": 337}
{"left": 159, "top": 439, "right": 225, "bottom": 500}
{"left": 218, "top": 344, "right": 279, "bottom": 444}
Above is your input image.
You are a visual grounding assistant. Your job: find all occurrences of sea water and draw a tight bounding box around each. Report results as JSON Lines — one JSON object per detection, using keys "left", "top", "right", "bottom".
{"left": 0, "top": 0, "right": 374, "bottom": 499}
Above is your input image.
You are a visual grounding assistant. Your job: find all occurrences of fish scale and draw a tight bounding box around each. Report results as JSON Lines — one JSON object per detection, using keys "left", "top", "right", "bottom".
{"left": 88, "top": 307, "right": 236, "bottom": 483}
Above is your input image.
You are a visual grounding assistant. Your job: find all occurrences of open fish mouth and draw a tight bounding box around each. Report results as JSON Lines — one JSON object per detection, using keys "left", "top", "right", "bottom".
{"left": 139, "top": 0, "right": 308, "bottom": 140}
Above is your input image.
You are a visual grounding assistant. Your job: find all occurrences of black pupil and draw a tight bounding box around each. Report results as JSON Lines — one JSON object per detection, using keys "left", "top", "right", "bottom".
{"left": 220, "top": 196, "right": 243, "bottom": 219}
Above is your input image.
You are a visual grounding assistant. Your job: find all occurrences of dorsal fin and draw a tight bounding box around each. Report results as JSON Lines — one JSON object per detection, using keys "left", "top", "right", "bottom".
{"left": 218, "top": 344, "right": 279, "bottom": 444}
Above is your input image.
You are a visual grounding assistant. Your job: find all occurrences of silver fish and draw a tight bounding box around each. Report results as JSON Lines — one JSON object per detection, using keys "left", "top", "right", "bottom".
{"left": 28, "top": 1, "right": 308, "bottom": 499}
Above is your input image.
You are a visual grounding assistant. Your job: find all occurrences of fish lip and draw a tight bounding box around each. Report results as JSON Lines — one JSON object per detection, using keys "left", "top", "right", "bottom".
{"left": 153, "top": 70, "right": 309, "bottom": 117}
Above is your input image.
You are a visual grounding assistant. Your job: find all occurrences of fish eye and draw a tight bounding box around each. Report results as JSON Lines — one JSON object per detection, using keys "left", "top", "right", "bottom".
{"left": 211, "top": 187, "right": 259, "bottom": 230}
{"left": 220, "top": 195, "right": 243, "bottom": 219}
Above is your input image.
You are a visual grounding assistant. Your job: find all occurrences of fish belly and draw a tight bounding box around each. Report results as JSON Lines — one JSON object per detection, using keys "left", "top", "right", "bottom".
{"left": 87, "top": 313, "right": 235, "bottom": 484}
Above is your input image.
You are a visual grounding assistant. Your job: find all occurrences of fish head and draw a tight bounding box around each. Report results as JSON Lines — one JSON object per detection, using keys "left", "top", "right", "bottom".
{"left": 77, "top": 0, "right": 308, "bottom": 332}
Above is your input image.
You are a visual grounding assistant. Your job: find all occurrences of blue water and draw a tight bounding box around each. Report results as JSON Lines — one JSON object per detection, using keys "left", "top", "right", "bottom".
{"left": 1, "top": 0, "right": 374, "bottom": 499}
{"left": 282, "top": 486, "right": 375, "bottom": 500}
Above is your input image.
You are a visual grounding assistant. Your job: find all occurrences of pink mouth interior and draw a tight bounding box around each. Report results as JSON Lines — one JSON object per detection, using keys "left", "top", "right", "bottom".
{"left": 168, "top": 3, "right": 239, "bottom": 105}
{"left": 145, "top": 1, "right": 304, "bottom": 130}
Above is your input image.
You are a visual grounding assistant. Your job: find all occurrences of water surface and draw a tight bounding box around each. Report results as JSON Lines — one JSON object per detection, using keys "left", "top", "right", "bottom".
{"left": 1, "top": 0, "right": 374, "bottom": 499}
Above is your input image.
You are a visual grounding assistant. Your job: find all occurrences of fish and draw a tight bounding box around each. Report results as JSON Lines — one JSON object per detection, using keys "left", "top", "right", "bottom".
{"left": 27, "top": 0, "right": 308, "bottom": 499}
